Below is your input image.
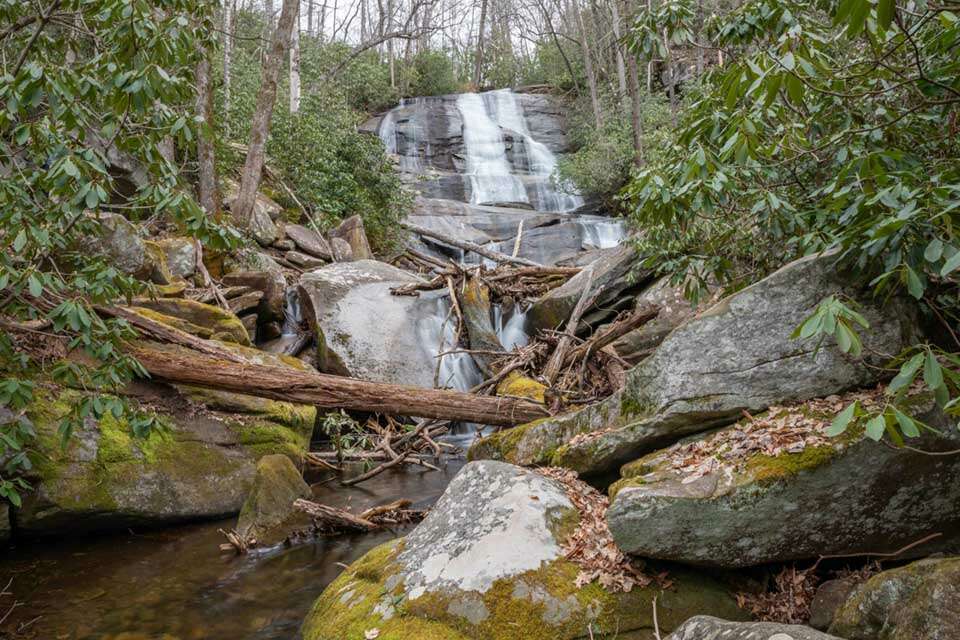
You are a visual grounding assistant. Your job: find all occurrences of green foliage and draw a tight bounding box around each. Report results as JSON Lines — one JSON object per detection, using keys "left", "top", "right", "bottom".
{"left": 214, "top": 14, "right": 408, "bottom": 250}
{"left": 320, "top": 410, "right": 373, "bottom": 455}
{"left": 623, "top": 0, "right": 960, "bottom": 439}
{"left": 407, "top": 50, "right": 460, "bottom": 97}
{"left": 557, "top": 92, "right": 672, "bottom": 209}
{"left": 0, "top": 0, "right": 232, "bottom": 504}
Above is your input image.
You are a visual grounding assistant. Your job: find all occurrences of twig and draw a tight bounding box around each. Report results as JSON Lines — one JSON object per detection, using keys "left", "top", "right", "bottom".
{"left": 652, "top": 595, "right": 661, "bottom": 640}
{"left": 810, "top": 532, "right": 943, "bottom": 571}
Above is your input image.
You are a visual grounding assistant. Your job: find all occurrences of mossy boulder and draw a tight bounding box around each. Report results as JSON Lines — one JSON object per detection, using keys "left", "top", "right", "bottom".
{"left": 14, "top": 382, "right": 314, "bottom": 537}
{"left": 129, "top": 297, "right": 251, "bottom": 346}
{"left": 666, "top": 616, "right": 843, "bottom": 640}
{"left": 604, "top": 398, "right": 960, "bottom": 567}
{"left": 236, "top": 454, "right": 312, "bottom": 546}
{"left": 829, "top": 557, "right": 960, "bottom": 640}
{"left": 496, "top": 371, "right": 546, "bottom": 403}
{"left": 300, "top": 461, "right": 744, "bottom": 640}
{"left": 472, "top": 252, "right": 917, "bottom": 477}
{"left": 222, "top": 179, "right": 282, "bottom": 246}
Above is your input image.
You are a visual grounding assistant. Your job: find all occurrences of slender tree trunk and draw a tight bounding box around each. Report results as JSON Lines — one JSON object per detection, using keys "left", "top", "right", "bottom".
{"left": 223, "top": 0, "right": 234, "bottom": 134}
{"left": 387, "top": 0, "right": 396, "bottom": 87}
{"left": 662, "top": 25, "right": 676, "bottom": 123}
{"left": 319, "top": 0, "right": 326, "bottom": 40}
{"left": 290, "top": 1, "right": 301, "bottom": 113}
{"left": 233, "top": 0, "right": 298, "bottom": 229}
{"left": 418, "top": 0, "right": 433, "bottom": 52}
{"left": 610, "top": 0, "right": 627, "bottom": 96}
{"left": 572, "top": 0, "right": 602, "bottom": 128}
{"left": 473, "top": 0, "right": 488, "bottom": 87}
{"left": 626, "top": 52, "right": 644, "bottom": 168}
{"left": 264, "top": 0, "right": 275, "bottom": 47}
{"left": 307, "top": 0, "right": 314, "bottom": 35}
{"left": 195, "top": 55, "right": 220, "bottom": 214}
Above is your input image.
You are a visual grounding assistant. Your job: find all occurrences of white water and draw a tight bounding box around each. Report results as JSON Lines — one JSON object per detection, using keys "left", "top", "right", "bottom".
{"left": 493, "top": 304, "right": 529, "bottom": 351}
{"left": 417, "top": 294, "right": 485, "bottom": 392}
{"left": 281, "top": 287, "right": 303, "bottom": 336}
{"left": 580, "top": 219, "right": 627, "bottom": 250}
{"left": 487, "top": 89, "right": 584, "bottom": 212}
{"left": 456, "top": 93, "right": 529, "bottom": 207}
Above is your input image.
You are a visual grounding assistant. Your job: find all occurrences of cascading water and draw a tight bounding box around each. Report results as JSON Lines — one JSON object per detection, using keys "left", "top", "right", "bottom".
{"left": 416, "top": 294, "right": 485, "bottom": 392}
{"left": 492, "top": 303, "right": 530, "bottom": 351}
{"left": 456, "top": 93, "right": 529, "bottom": 207}
{"left": 486, "top": 89, "right": 584, "bottom": 212}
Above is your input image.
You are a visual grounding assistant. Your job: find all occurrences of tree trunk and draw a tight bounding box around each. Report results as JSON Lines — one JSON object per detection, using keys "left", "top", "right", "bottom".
{"left": 232, "top": 0, "right": 298, "bottom": 231}
{"left": 610, "top": 0, "right": 627, "bottom": 95}
{"left": 195, "top": 55, "right": 220, "bottom": 214}
{"left": 307, "top": 0, "right": 314, "bottom": 36}
{"left": 290, "top": 1, "right": 301, "bottom": 114}
{"left": 128, "top": 340, "right": 549, "bottom": 426}
{"left": 572, "top": 0, "right": 602, "bottom": 128}
{"left": 223, "top": 0, "right": 234, "bottom": 133}
{"left": 473, "top": 0, "right": 488, "bottom": 87}
{"left": 264, "top": 0, "right": 275, "bottom": 46}
{"left": 626, "top": 51, "right": 645, "bottom": 168}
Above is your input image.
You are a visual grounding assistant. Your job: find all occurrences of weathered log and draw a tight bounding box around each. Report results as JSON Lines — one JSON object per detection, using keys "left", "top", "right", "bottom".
{"left": 293, "top": 498, "right": 376, "bottom": 531}
{"left": 563, "top": 302, "right": 659, "bottom": 367}
{"left": 401, "top": 221, "right": 542, "bottom": 267}
{"left": 127, "top": 340, "right": 549, "bottom": 426}
{"left": 543, "top": 268, "right": 597, "bottom": 384}
{"left": 460, "top": 277, "right": 505, "bottom": 375}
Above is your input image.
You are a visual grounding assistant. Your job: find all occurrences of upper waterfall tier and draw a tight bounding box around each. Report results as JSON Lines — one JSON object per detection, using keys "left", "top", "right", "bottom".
{"left": 377, "top": 90, "right": 583, "bottom": 213}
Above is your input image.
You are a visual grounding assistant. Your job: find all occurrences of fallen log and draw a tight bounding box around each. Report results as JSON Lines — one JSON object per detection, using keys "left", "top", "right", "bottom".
{"left": 128, "top": 340, "right": 549, "bottom": 426}
{"left": 293, "top": 498, "right": 377, "bottom": 531}
{"left": 401, "top": 221, "right": 542, "bottom": 268}
{"left": 563, "top": 302, "right": 660, "bottom": 367}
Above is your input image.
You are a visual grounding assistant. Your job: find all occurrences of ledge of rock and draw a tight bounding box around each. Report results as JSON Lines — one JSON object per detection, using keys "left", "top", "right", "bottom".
{"left": 471, "top": 252, "right": 916, "bottom": 476}
{"left": 300, "top": 460, "right": 745, "bottom": 640}
{"left": 605, "top": 395, "right": 960, "bottom": 567}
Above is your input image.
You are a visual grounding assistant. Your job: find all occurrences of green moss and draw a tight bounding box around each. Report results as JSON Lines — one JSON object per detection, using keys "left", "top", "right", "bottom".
{"left": 467, "top": 423, "right": 533, "bottom": 463}
{"left": 743, "top": 444, "right": 840, "bottom": 484}
{"left": 619, "top": 394, "right": 652, "bottom": 420}
{"left": 496, "top": 372, "right": 547, "bottom": 404}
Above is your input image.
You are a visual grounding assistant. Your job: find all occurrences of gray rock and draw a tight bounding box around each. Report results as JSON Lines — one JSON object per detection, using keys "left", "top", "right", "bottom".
{"left": 221, "top": 269, "right": 287, "bottom": 323}
{"left": 285, "top": 250, "right": 327, "bottom": 269}
{"left": 526, "top": 241, "right": 643, "bottom": 333}
{"left": 809, "top": 578, "right": 859, "bottom": 631}
{"left": 605, "top": 398, "right": 960, "bottom": 567}
{"left": 330, "top": 237, "right": 353, "bottom": 261}
{"left": 472, "top": 252, "right": 916, "bottom": 476}
{"left": 298, "top": 260, "right": 482, "bottom": 389}
{"left": 222, "top": 180, "right": 281, "bottom": 246}
{"left": 155, "top": 237, "right": 197, "bottom": 279}
{"left": 830, "top": 557, "right": 960, "bottom": 640}
{"left": 236, "top": 454, "right": 312, "bottom": 546}
{"left": 286, "top": 223, "right": 332, "bottom": 260}
{"left": 300, "top": 460, "right": 746, "bottom": 640}
{"left": 330, "top": 215, "right": 373, "bottom": 260}
{"left": 666, "top": 616, "right": 844, "bottom": 640}
{"left": 92, "top": 213, "right": 147, "bottom": 276}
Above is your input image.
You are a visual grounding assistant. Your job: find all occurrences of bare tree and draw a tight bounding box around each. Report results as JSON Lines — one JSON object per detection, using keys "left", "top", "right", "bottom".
{"left": 473, "top": 0, "right": 488, "bottom": 86}
{"left": 232, "top": 0, "right": 299, "bottom": 230}
{"left": 572, "top": 0, "right": 602, "bottom": 127}
{"left": 195, "top": 53, "right": 220, "bottom": 213}
{"left": 290, "top": 0, "right": 302, "bottom": 113}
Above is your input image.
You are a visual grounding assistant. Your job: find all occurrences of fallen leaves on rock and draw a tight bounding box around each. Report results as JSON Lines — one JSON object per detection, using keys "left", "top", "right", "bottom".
{"left": 736, "top": 565, "right": 819, "bottom": 625}
{"left": 664, "top": 386, "right": 888, "bottom": 484}
{"left": 537, "top": 467, "right": 658, "bottom": 593}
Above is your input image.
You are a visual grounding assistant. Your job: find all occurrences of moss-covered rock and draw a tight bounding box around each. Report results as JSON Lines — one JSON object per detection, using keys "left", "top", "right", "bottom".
{"left": 236, "top": 454, "right": 312, "bottom": 546}
{"left": 604, "top": 397, "right": 960, "bottom": 567}
{"left": 666, "top": 616, "right": 843, "bottom": 640}
{"left": 154, "top": 237, "right": 197, "bottom": 279}
{"left": 829, "top": 557, "right": 960, "bottom": 640}
{"left": 496, "top": 371, "right": 546, "bottom": 403}
{"left": 472, "top": 253, "right": 917, "bottom": 477}
{"left": 301, "top": 461, "right": 744, "bottom": 640}
{"left": 129, "top": 297, "right": 252, "bottom": 346}
{"left": 15, "top": 382, "right": 314, "bottom": 537}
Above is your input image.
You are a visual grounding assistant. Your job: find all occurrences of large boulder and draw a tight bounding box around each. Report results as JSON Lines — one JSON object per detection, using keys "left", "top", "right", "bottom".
{"left": 298, "top": 260, "right": 482, "bottom": 389}
{"left": 605, "top": 395, "right": 960, "bottom": 567}
{"left": 829, "top": 557, "right": 960, "bottom": 640}
{"left": 525, "top": 242, "right": 643, "bottom": 334}
{"left": 14, "top": 348, "right": 315, "bottom": 536}
{"left": 222, "top": 180, "right": 282, "bottom": 246}
{"left": 471, "top": 252, "right": 916, "bottom": 476}
{"left": 286, "top": 223, "right": 333, "bottom": 260}
{"left": 154, "top": 237, "right": 197, "bottom": 280}
{"left": 235, "top": 454, "right": 312, "bottom": 546}
{"left": 330, "top": 215, "right": 373, "bottom": 260}
{"left": 300, "top": 460, "right": 745, "bottom": 640}
{"left": 666, "top": 616, "right": 843, "bottom": 640}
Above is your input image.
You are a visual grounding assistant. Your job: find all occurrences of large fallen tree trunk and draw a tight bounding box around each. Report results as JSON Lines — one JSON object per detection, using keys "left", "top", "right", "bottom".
{"left": 129, "top": 340, "right": 549, "bottom": 426}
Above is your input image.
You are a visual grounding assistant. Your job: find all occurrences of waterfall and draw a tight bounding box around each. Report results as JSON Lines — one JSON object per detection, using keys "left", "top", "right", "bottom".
{"left": 493, "top": 303, "right": 530, "bottom": 351}
{"left": 455, "top": 93, "right": 529, "bottom": 207}
{"left": 487, "top": 89, "right": 584, "bottom": 212}
{"left": 580, "top": 219, "right": 627, "bottom": 250}
{"left": 281, "top": 287, "right": 303, "bottom": 337}
{"left": 417, "top": 294, "right": 485, "bottom": 392}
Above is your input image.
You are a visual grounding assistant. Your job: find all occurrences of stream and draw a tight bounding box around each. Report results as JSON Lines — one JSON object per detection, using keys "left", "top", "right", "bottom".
{"left": 0, "top": 461, "right": 464, "bottom": 639}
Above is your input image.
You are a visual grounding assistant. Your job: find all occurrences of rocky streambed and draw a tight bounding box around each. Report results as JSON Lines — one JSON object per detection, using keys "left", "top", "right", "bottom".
{"left": 3, "top": 90, "right": 959, "bottom": 640}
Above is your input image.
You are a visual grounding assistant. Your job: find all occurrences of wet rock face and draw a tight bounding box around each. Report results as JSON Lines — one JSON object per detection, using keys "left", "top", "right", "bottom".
{"left": 300, "top": 461, "right": 746, "bottom": 640}
{"left": 604, "top": 399, "right": 960, "bottom": 567}
{"left": 298, "top": 260, "right": 482, "bottom": 389}
{"left": 666, "top": 616, "right": 844, "bottom": 640}
{"left": 472, "top": 252, "right": 917, "bottom": 476}
{"left": 829, "top": 557, "right": 960, "bottom": 640}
